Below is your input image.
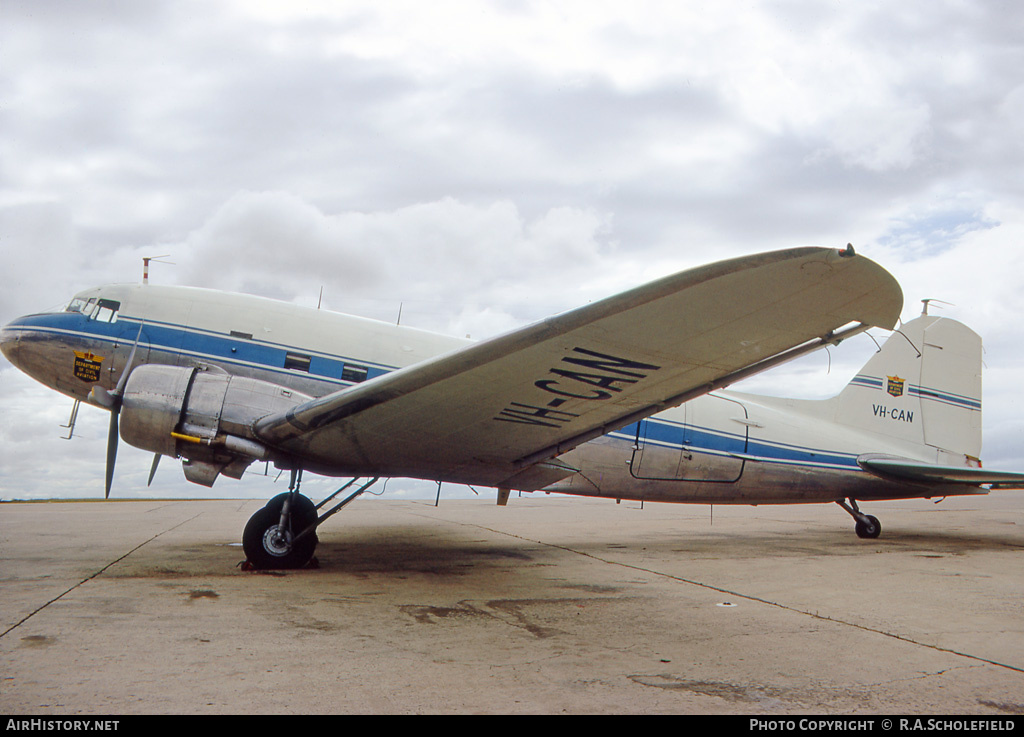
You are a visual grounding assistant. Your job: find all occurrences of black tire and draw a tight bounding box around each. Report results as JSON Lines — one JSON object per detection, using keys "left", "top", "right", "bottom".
{"left": 242, "top": 494, "right": 319, "bottom": 570}
{"left": 855, "top": 515, "right": 881, "bottom": 539}
{"left": 265, "top": 492, "right": 318, "bottom": 529}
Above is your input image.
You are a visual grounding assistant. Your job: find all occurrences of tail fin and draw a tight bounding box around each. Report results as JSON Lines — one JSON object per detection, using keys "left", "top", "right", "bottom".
{"left": 833, "top": 315, "right": 982, "bottom": 461}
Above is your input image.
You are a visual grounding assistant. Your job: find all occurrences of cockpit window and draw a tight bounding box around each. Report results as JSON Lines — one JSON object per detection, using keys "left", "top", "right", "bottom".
{"left": 64, "top": 296, "right": 119, "bottom": 322}
{"left": 92, "top": 299, "right": 120, "bottom": 323}
{"left": 66, "top": 297, "right": 97, "bottom": 317}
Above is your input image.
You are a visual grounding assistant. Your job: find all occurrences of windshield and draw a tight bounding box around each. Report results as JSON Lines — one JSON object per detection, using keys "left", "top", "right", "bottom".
{"left": 65, "top": 296, "right": 119, "bottom": 322}
{"left": 65, "top": 297, "right": 97, "bottom": 317}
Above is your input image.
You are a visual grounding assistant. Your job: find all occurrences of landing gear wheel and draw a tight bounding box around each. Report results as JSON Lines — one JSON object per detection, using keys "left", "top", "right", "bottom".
{"left": 855, "top": 514, "right": 881, "bottom": 539}
{"left": 266, "top": 492, "right": 318, "bottom": 528}
{"left": 242, "top": 494, "right": 319, "bottom": 570}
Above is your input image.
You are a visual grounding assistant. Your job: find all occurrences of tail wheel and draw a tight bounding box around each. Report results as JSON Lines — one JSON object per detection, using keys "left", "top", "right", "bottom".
{"left": 855, "top": 514, "right": 881, "bottom": 539}
{"left": 838, "top": 500, "right": 883, "bottom": 540}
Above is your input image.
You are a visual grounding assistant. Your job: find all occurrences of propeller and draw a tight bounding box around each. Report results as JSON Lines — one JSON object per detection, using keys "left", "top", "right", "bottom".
{"left": 147, "top": 454, "right": 161, "bottom": 487}
{"left": 90, "top": 323, "right": 145, "bottom": 499}
{"left": 105, "top": 408, "right": 120, "bottom": 498}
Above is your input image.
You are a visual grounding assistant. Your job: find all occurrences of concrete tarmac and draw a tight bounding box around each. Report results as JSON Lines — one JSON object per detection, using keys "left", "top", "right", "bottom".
{"left": 1, "top": 493, "right": 1023, "bottom": 715}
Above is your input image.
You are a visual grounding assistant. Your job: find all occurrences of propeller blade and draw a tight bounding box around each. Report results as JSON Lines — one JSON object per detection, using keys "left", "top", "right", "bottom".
{"left": 102, "top": 321, "right": 145, "bottom": 499}
{"left": 147, "top": 454, "right": 161, "bottom": 487}
{"left": 105, "top": 410, "right": 119, "bottom": 499}
{"left": 112, "top": 321, "right": 146, "bottom": 399}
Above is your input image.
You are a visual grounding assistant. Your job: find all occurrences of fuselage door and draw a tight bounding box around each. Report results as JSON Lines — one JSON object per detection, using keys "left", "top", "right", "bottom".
{"left": 630, "top": 394, "right": 746, "bottom": 482}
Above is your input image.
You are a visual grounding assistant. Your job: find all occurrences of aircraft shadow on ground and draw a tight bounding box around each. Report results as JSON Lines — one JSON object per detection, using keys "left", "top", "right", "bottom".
{"left": 283, "top": 522, "right": 1024, "bottom": 575}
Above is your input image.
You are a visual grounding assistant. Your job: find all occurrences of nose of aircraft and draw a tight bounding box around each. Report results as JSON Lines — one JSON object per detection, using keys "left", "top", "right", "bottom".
{"left": 1, "top": 319, "right": 23, "bottom": 365}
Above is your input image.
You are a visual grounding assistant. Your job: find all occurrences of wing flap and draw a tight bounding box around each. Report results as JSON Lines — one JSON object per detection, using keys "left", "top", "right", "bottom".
{"left": 496, "top": 459, "right": 580, "bottom": 492}
{"left": 255, "top": 247, "right": 903, "bottom": 487}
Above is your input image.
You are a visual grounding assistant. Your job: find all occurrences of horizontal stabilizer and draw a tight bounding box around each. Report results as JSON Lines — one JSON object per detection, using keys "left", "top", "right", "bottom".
{"left": 859, "top": 455, "right": 1024, "bottom": 489}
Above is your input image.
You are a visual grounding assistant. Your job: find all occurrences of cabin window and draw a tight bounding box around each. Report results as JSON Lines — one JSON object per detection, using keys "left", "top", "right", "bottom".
{"left": 91, "top": 299, "right": 120, "bottom": 323}
{"left": 342, "top": 364, "right": 368, "bottom": 383}
{"left": 284, "top": 352, "right": 312, "bottom": 372}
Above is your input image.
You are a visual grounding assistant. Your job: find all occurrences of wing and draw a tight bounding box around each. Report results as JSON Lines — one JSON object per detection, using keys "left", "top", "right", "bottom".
{"left": 254, "top": 247, "right": 903, "bottom": 488}
{"left": 859, "top": 456, "right": 1024, "bottom": 490}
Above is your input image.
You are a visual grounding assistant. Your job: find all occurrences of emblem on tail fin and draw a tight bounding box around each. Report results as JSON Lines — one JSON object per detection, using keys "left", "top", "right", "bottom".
{"left": 886, "top": 375, "right": 905, "bottom": 398}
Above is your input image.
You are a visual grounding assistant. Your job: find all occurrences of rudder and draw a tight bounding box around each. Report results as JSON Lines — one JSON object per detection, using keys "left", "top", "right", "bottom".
{"left": 833, "top": 315, "right": 982, "bottom": 461}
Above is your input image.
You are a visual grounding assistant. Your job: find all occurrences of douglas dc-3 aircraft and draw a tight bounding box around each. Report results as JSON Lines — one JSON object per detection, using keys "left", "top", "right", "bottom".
{"left": 4, "top": 246, "right": 1024, "bottom": 569}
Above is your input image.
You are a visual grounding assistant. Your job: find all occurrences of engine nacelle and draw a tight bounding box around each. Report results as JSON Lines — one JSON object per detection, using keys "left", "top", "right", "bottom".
{"left": 119, "top": 364, "right": 312, "bottom": 485}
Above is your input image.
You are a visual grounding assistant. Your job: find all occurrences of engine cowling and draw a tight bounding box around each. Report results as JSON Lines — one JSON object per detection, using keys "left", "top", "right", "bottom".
{"left": 118, "top": 364, "right": 311, "bottom": 486}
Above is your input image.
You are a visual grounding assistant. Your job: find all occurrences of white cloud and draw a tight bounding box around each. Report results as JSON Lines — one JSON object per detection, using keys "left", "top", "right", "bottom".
{"left": 166, "top": 192, "right": 619, "bottom": 332}
{"left": 3, "top": 0, "right": 1024, "bottom": 500}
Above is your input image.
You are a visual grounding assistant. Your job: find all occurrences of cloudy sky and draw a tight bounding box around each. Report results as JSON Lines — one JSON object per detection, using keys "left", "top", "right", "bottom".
{"left": 2, "top": 0, "right": 1023, "bottom": 502}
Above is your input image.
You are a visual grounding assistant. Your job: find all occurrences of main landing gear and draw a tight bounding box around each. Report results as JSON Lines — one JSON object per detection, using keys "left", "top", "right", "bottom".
{"left": 242, "top": 472, "right": 380, "bottom": 570}
{"left": 836, "top": 498, "right": 881, "bottom": 539}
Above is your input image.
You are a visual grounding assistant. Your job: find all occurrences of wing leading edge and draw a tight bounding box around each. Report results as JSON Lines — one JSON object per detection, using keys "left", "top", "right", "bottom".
{"left": 254, "top": 247, "right": 903, "bottom": 488}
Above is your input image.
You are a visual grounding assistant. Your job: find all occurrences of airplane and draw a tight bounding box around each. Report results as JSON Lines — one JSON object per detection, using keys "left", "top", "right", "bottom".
{"left": 4, "top": 245, "right": 1024, "bottom": 570}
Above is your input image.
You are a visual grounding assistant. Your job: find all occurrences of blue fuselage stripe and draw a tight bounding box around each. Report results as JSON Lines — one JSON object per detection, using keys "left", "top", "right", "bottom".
{"left": 10, "top": 312, "right": 398, "bottom": 388}
{"left": 609, "top": 418, "right": 861, "bottom": 472}
{"left": 15, "top": 312, "right": 867, "bottom": 474}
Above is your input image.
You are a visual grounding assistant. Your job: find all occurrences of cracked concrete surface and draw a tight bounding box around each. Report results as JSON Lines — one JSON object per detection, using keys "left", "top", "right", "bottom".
{"left": 1, "top": 495, "right": 1023, "bottom": 714}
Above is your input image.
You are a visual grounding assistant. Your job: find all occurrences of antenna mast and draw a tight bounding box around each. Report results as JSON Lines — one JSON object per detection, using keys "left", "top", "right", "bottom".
{"left": 920, "top": 298, "right": 954, "bottom": 316}
{"left": 142, "top": 255, "right": 174, "bottom": 284}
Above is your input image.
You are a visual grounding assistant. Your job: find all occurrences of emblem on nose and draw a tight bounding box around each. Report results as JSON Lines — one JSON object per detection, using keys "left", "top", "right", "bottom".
{"left": 73, "top": 350, "right": 105, "bottom": 383}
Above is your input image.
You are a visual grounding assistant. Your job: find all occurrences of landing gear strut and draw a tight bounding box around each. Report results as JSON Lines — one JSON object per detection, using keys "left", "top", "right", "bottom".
{"left": 241, "top": 473, "right": 381, "bottom": 570}
{"left": 837, "top": 498, "right": 881, "bottom": 539}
